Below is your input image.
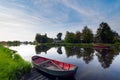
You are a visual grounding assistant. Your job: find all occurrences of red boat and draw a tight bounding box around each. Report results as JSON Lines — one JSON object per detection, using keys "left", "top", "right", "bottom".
{"left": 32, "top": 56, "right": 78, "bottom": 77}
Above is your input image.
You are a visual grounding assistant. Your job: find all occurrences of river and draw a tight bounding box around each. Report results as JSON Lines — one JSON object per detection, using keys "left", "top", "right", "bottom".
{"left": 9, "top": 44, "right": 120, "bottom": 80}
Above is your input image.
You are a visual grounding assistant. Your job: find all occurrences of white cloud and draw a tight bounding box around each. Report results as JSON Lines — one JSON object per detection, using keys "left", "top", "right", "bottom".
{"left": 31, "top": 0, "right": 69, "bottom": 23}
{"left": 107, "top": 14, "right": 120, "bottom": 33}
{"left": 0, "top": 5, "right": 48, "bottom": 41}
{"left": 0, "top": 0, "right": 120, "bottom": 41}
{"left": 0, "top": 3, "right": 68, "bottom": 41}
{"left": 61, "top": 0, "right": 105, "bottom": 21}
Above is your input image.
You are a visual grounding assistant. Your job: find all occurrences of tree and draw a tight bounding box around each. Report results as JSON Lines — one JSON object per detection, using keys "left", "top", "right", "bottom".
{"left": 74, "top": 31, "right": 81, "bottom": 43}
{"left": 95, "top": 22, "right": 114, "bottom": 43}
{"left": 64, "top": 31, "right": 75, "bottom": 43}
{"left": 112, "top": 31, "right": 120, "bottom": 43}
{"left": 57, "top": 32, "right": 62, "bottom": 40}
{"left": 35, "top": 33, "right": 53, "bottom": 43}
{"left": 35, "top": 34, "right": 46, "bottom": 43}
{"left": 82, "top": 26, "right": 93, "bottom": 43}
{"left": 64, "top": 31, "right": 82, "bottom": 43}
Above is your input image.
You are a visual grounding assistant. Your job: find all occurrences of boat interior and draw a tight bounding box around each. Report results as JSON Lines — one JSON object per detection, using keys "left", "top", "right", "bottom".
{"left": 33, "top": 57, "right": 75, "bottom": 71}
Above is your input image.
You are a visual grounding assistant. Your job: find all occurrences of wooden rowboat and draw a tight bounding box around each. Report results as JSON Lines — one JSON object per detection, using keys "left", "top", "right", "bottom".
{"left": 32, "top": 56, "right": 78, "bottom": 77}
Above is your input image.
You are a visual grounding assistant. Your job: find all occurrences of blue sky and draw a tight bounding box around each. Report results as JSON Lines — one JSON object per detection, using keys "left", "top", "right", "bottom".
{"left": 0, "top": 0, "right": 120, "bottom": 41}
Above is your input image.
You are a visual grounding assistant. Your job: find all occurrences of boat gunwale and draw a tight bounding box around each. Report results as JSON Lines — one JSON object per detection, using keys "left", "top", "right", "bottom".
{"left": 32, "top": 56, "right": 78, "bottom": 72}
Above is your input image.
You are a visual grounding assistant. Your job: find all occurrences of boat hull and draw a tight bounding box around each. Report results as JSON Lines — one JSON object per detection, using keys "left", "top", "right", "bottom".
{"left": 32, "top": 56, "right": 78, "bottom": 77}
{"left": 33, "top": 63, "right": 77, "bottom": 77}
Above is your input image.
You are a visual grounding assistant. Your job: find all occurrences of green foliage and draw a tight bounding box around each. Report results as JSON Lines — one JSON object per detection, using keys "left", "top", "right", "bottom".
{"left": 112, "top": 31, "right": 120, "bottom": 43}
{"left": 57, "top": 32, "right": 62, "bottom": 40}
{"left": 0, "top": 45, "right": 31, "bottom": 80}
{"left": 35, "top": 22, "right": 120, "bottom": 44}
{"left": 35, "top": 33, "right": 53, "bottom": 43}
{"left": 64, "top": 31, "right": 82, "bottom": 43}
{"left": 64, "top": 31, "right": 75, "bottom": 43}
{"left": 74, "top": 31, "right": 81, "bottom": 43}
{"left": 95, "top": 22, "right": 119, "bottom": 43}
{"left": 65, "top": 27, "right": 93, "bottom": 43}
{"left": 7, "top": 41, "right": 21, "bottom": 46}
{"left": 82, "top": 26, "right": 93, "bottom": 43}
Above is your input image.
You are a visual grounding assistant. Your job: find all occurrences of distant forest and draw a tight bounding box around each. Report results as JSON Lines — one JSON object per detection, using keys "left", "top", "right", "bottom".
{"left": 35, "top": 22, "right": 120, "bottom": 44}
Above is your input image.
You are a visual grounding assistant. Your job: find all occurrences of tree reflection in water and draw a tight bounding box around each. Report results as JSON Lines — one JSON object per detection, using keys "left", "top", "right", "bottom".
{"left": 35, "top": 45, "right": 51, "bottom": 54}
{"left": 57, "top": 47, "right": 62, "bottom": 54}
{"left": 95, "top": 47, "right": 120, "bottom": 69}
{"left": 64, "top": 46, "right": 94, "bottom": 64}
{"left": 64, "top": 46, "right": 82, "bottom": 58}
{"left": 82, "top": 48, "right": 94, "bottom": 64}
{"left": 35, "top": 45, "right": 120, "bottom": 69}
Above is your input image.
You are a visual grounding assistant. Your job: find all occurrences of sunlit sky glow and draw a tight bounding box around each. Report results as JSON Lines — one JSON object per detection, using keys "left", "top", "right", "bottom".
{"left": 0, "top": 0, "right": 120, "bottom": 41}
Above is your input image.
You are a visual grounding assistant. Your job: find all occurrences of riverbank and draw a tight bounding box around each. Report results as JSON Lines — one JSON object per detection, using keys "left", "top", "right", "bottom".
{"left": 37, "top": 43, "right": 115, "bottom": 48}
{"left": 0, "top": 45, "right": 31, "bottom": 80}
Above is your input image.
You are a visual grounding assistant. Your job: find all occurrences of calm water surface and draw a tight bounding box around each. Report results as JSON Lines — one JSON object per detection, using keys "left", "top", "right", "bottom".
{"left": 9, "top": 44, "right": 120, "bottom": 80}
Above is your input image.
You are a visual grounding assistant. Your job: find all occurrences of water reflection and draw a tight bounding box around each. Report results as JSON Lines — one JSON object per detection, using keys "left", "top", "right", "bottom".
{"left": 57, "top": 47, "right": 63, "bottom": 54}
{"left": 35, "top": 45, "right": 120, "bottom": 69}
{"left": 35, "top": 45, "right": 51, "bottom": 54}
{"left": 81, "top": 48, "right": 94, "bottom": 64}
{"left": 9, "top": 45, "right": 120, "bottom": 80}
{"left": 64, "top": 46, "right": 82, "bottom": 58}
{"left": 64, "top": 46, "right": 94, "bottom": 64}
{"left": 95, "top": 48, "right": 120, "bottom": 68}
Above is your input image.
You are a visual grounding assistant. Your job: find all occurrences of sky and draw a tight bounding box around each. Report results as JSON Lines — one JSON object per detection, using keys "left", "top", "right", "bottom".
{"left": 0, "top": 0, "right": 120, "bottom": 41}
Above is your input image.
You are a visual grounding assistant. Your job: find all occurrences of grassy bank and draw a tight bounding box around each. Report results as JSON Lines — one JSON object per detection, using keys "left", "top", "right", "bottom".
{"left": 39, "top": 43, "right": 119, "bottom": 48}
{"left": 40, "top": 43, "right": 94, "bottom": 48}
{"left": 0, "top": 45, "right": 31, "bottom": 80}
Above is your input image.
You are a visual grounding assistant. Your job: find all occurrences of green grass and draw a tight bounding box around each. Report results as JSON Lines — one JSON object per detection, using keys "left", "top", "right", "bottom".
{"left": 42, "top": 43, "right": 93, "bottom": 48}
{"left": 0, "top": 45, "right": 31, "bottom": 80}
{"left": 43, "top": 42, "right": 120, "bottom": 48}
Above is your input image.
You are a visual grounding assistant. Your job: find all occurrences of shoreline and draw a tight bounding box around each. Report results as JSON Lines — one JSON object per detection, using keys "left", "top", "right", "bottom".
{"left": 0, "top": 45, "right": 31, "bottom": 80}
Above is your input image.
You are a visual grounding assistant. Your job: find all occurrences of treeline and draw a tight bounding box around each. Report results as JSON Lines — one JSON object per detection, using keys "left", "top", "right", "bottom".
{"left": 35, "top": 34, "right": 53, "bottom": 43}
{"left": 65, "top": 22, "right": 120, "bottom": 43}
{"left": 35, "top": 22, "right": 120, "bottom": 44}
{"left": 0, "top": 41, "right": 34, "bottom": 46}
{"left": 65, "top": 26, "right": 93, "bottom": 43}
{"left": 35, "top": 33, "right": 63, "bottom": 43}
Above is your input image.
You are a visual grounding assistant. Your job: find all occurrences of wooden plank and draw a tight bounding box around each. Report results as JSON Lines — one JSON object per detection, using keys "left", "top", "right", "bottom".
{"left": 50, "top": 61, "right": 64, "bottom": 71}
{"left": 23, "top": 68, "right": 51, "bottom": 80}
{"left": 23, "top": 68, "right": 76, "bottom": 80}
